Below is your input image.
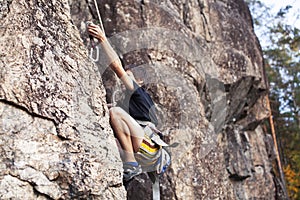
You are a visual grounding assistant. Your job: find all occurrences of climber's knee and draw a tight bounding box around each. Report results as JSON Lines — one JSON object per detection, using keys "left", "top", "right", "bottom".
{"left": 109, "top": 107, "right": 123, "bottom": 123}
{"left": 109, "top": 107, "right": 131, "bottom": 135}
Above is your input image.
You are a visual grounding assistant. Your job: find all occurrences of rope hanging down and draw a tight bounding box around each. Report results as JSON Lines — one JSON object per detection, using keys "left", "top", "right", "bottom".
{"left": 93, "top": 0, "right": 105, "bottom": 33}
{"left": 89, "top": 0, "right": 105, "bottom": 62}
{"left": 266, "top": 96, "right": 289, "bottom": 198}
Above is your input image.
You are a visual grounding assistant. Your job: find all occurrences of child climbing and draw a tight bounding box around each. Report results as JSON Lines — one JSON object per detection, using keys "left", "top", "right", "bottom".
{"left": 87, "top": 23, "right": 171, "bottom": 182}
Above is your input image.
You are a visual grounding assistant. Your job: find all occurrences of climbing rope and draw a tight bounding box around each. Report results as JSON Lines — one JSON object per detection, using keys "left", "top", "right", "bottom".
{"left": 93, "top": 0, "right": 105, "bottom": 33}
{"left": 89, "top": 0, "right": 105, "bottom": 62}
{"left": 266, "top": 96, "right": 289, "bottom": 197}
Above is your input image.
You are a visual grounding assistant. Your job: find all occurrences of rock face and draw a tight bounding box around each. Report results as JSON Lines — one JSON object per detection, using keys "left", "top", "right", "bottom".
{"left": 0, "top": 0, "right": 286, "bottom": 200}
{"left": 0, "top": 0, "right": 124, "bottom": 199}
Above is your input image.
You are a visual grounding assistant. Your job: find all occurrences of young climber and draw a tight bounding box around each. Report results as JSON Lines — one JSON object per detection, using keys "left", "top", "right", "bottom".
{"left": 88, "top": 23, "right": 170, "bottom": 181}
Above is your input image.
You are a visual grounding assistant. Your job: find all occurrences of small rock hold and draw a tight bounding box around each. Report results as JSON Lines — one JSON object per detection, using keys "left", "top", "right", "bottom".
{"left": 105, "top": 4, "right": 110, "bottom": 10}
{"left": 46, "top": 170, "right": 60, "bottom": 181}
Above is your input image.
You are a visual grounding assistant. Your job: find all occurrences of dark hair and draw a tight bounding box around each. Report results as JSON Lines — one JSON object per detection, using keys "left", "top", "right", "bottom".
{"left": 125, "top": 64, "right": 147, "bottom": 81}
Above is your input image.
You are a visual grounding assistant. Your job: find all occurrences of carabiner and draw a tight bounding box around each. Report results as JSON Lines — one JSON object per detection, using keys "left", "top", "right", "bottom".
{"left": 89, "top": 46, "right": 99, "bottom": 62}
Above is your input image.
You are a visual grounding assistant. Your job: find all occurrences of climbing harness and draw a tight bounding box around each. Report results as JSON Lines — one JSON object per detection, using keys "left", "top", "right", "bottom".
{"left": 137, "top": 121, "right": 169, "bottom": 147}
{"left": 135, "top": 121, "right": 173, "bottom": 200}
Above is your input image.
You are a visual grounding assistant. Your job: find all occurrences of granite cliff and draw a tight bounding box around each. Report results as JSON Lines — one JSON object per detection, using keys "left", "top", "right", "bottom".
{"left": 0, "top": 0, "right": 286, "bottom": 199}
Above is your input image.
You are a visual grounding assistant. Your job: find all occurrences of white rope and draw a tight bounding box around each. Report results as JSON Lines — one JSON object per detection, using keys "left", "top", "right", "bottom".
{"left": 93, "top": 0, "right": 105, "bottom": 34}
{"left": 152, "top": 174, "right": 160, "bottom": 200}
{"left": 89, "top": 0, "right": 105, "bottom": 62}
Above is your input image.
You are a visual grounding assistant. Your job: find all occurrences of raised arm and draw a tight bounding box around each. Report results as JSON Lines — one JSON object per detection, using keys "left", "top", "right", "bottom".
{"left": 87, "top": 23, "right": 135, "bottom": 91}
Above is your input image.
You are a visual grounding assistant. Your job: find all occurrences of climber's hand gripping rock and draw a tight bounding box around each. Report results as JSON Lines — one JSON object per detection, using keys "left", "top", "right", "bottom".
{"left": 87, "top": 23, "right": 106, "bottom": 42}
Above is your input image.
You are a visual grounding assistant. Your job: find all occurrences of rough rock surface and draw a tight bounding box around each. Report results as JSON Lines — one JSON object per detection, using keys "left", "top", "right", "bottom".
{"left": 0, "top": 0, "right": 286, "bottom": 200}
{"left": 0, "top": 0, "right": 125, "bottom": 199}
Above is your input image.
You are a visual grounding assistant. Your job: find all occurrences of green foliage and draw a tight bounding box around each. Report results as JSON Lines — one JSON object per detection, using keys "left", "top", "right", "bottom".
{"left": 247, "top": 0, "right": 300, "bottom": 199}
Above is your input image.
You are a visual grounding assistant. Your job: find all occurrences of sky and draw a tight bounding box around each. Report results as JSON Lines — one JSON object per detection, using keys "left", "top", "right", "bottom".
{"left": 256, "top": 0, "right": 299, "bottom": 113}
{"left": 260, "top": 0, "right": 300, "bottom": 28}
{"left": 251, "top": 0, "right": 300, "bottom": 47}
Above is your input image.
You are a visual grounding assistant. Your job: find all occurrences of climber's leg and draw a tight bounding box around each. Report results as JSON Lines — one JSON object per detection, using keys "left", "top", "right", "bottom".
{"left": 109, "top": 107, "right": 144, "bottom": 162}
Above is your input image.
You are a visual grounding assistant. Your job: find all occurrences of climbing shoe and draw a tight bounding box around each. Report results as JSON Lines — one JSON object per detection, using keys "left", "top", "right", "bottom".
{"left": 123, "top": 162, "right": 142, "bottom": 181}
